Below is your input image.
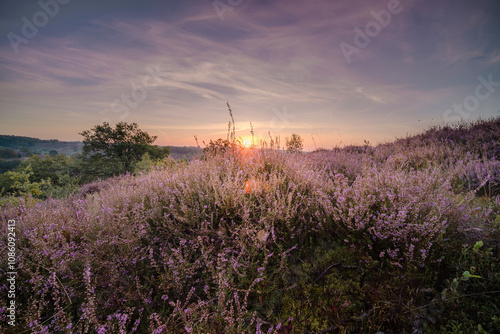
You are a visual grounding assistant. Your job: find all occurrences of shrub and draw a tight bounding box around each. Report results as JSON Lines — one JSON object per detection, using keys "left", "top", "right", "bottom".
{"left": 285, "top": 133, "right": 303, "bottom": 153}
{"left": 1, "top": 118, "right": 499, "bottom": 333}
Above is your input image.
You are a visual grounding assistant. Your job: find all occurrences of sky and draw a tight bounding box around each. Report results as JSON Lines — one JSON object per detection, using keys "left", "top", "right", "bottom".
{"left": 1, "top": 0, "right": 499, "bottom": 151}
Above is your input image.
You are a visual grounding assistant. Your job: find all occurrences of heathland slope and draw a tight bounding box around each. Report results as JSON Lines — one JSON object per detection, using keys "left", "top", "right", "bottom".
{"left": 1, "top": 118, "right": 499, "bottom": 333}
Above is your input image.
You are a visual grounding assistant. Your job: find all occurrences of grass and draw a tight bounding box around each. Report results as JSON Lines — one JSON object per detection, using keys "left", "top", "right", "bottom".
{"left": 1, "top": 117, "right": 500, "bottom": 333}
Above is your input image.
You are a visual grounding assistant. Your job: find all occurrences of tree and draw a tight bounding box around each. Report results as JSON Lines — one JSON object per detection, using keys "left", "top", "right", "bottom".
{"left": 134, "top": 152, "right": 153, "bottom": 174}
{"left": 148, "top": 145, "right": 171, "bottom": 161}
{"left": 19, "top": 154, "right": 79, "bottom": 187}
{"left": 0, "top": 159, "right": 22, "bottom": 173}
{"left": 0, "top": 148, "right": 18, "bottom": 159}
{"left": 79, "top": 122, "right": 169, "bottom": 180}
{"left": 0, "top": 166, "right": 50, "bottom": 198}
{"left": 285, "top": 133, "right": 304, "bottom": 153}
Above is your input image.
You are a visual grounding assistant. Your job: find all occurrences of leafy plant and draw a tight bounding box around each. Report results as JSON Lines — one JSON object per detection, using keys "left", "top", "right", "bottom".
{"left": 285, "top": 133, "right": 303, "bottom": 153}
{"left": 79, "top": 121, "right": 169, "bottom": 181}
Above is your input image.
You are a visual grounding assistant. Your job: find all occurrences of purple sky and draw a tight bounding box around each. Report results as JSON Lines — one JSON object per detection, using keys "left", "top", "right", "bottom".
{"left": 1, "top": 0, "right": 499, "bottom": 150}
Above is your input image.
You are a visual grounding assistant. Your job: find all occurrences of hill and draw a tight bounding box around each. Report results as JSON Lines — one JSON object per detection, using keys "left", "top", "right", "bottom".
{"left": 0, "top": 134, "right": 201, "bottom": 160}
{"left": 1, "top": 118, "right": 499, "bottom": 333}
{"left": 0, "top": 135, "right": 83, "bottom": 157}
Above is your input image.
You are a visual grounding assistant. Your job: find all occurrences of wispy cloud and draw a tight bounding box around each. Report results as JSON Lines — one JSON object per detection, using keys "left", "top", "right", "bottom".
{"left": 1, "top": 0, "right": 499, "bottom": 149}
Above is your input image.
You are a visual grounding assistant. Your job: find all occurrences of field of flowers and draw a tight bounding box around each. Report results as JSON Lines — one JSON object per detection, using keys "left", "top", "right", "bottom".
{"left": 1, "top": 118, "right": 500, "bottom": 333}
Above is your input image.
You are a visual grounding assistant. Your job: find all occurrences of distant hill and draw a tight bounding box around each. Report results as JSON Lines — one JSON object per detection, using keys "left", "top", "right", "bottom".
{"left": 168, "top": 146, "right": 202, "bottom": 160}
{"left": 0, "top": 135, "right": 84, "bottom": 157}
{"left": 0, "top": 135, "right": 62, "bottom": 147}
{"left": 0, "top": 134, "right": 201, "bottom": 160}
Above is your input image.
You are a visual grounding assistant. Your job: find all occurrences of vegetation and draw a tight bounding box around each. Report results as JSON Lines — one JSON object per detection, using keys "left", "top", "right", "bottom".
{"left": 0, "top": 159, "right": 22, "bottom": 174}
{"left": 1, "top": 117, "right": 499, "bottom": 333}
{"left": 203, "top": 138, "right": 235, "bottom": 155}
{"left": 0, "top": 148, "right": 19, "bottom": 159}
{"left": 0, "top": 133, "right": 196, "bottom": 174}
{"left": 0, "top": 167, "right": 51, "bottom": 200}
{"left": 0, "top": 135, "right": 49, "bottom": 148}
{"left": 79, "top": 122, "right": 170, "bottom": 182}
{"left": 0, "top": 122, "right": 170, "bottom": 201}
{"left": 285, "top": 133, "right": 304, "bottom": 153}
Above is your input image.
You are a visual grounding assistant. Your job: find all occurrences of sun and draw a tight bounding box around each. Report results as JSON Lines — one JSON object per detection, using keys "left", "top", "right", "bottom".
{"left": 243, "top": 139, "right": 252, "bottom": 148}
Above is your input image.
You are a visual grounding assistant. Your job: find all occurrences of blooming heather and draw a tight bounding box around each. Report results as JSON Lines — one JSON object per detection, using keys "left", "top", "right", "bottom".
{"left": 1, "top": 119, "right": 499, "bottom": 333}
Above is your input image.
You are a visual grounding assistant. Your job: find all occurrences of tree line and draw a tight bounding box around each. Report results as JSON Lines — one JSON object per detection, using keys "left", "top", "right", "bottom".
{"left": 0, "top": 134, "right": 61, "bottom": 148}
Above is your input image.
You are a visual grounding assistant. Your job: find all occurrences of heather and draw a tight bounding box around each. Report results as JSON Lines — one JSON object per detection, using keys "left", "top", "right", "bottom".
{"left": 1, "top": 119, "right": 500, "bottom": 333}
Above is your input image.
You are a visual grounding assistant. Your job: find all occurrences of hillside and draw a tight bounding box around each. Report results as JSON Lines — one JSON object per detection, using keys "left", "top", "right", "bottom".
{"left": 390, "top": 117, "right": 500, "bottom": 160}
{"left": 0, "top": 135, "right": 83, "bottom": 157}
{"left": 0, "top": 134, "right": 201, "bottom": 161}
{"left": 1, "top": 119, "right": 499, "bottom": 333}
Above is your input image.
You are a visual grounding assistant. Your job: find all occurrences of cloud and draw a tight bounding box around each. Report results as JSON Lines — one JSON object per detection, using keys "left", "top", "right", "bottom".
{"left": 0, "top": 0, "right": 499, "bottom": 149}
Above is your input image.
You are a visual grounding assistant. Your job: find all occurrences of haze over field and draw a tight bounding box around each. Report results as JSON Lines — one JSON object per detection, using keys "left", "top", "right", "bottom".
{"left": 1, "top": 0, "right": 499, "bottom": 150}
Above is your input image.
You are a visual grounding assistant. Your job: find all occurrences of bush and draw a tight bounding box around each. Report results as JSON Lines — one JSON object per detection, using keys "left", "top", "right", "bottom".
{"left": 0, "top": 159, "right": 22, "bottom": 173}
{"left": 285, "top": 133, "right": 303, "bottom": 153}
{"left": 0, "top": 167, "right": 51, "bottom": 199}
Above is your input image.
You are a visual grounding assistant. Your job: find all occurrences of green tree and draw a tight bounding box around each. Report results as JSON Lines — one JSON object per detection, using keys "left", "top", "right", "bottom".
{"left": 20, "top": 154, "right": 79, "bottom": 187}
{"left": 285, "top": 133, "right": 304, "bottom": 153}
{"left": 134, "top": 152, "right": 153, "bottom": 174}
{"left": 0, "top": 148, "right": 18, "bottom": 159}
{"left": 0, "top": 159, "right": 22, "bottom": 173}
{"left": 0, "top": 166, "right": 50, "bottom": 198}
{"left": 148, "top": 145, "right": 171, "bottom": 161}
{"left": 79, "top": 122, "right": 169, "bottom": 181}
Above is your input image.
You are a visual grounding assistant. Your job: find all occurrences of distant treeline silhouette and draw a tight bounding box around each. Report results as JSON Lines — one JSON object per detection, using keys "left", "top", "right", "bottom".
{"left": 0, "top": 134, "right": 64, "bottom": 148}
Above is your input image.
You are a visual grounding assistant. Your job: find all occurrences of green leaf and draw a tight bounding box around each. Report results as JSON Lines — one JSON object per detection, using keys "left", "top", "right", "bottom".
{"left": 473, "top": 241, "right": 484, "bottom": 252}
{"left": 462, "top": 271, "right": 481, "bottom": 280}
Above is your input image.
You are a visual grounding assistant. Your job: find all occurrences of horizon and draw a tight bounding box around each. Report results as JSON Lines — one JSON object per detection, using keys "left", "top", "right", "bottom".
{"left": 2, "top": 114, "right": 500, "bottom": 152}
{"left": 1, "top": 0, "right": 499, "bottom": 151}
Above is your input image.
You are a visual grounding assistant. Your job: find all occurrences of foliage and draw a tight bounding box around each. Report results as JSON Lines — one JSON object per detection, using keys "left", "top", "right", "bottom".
{"left": 0, "top": 147, "right": 18, "bottom": 159}
{"left": 285, "top": 133, "right": 303, "bottom": 153}
{"left": 134, "top": 152, "right": 153, "bottom": 175}
{"left": 203, "top": 138, "right": 235, "bottom": 156}
{"left": 0, "top": 134, "right": 43, "bottom": 148}
{"left": 147, "top": 145, "right": 171, "bottom": 161}
{"left": 0, "top": 166, "right": 51, "bottom": 198}
{"left": 0, "top": 159, "right": 22, "bottom": 173}
{"left": 79, "top": 122, "right": 169, "bottom": 181}
{"left": 19, "top": 154, "right": 79, "bottom": 186}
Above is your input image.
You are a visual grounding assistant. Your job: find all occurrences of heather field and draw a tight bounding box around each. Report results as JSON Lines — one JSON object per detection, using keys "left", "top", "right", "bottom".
{"left": 1, "top": 118, "right": 500, "bottom": 334}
